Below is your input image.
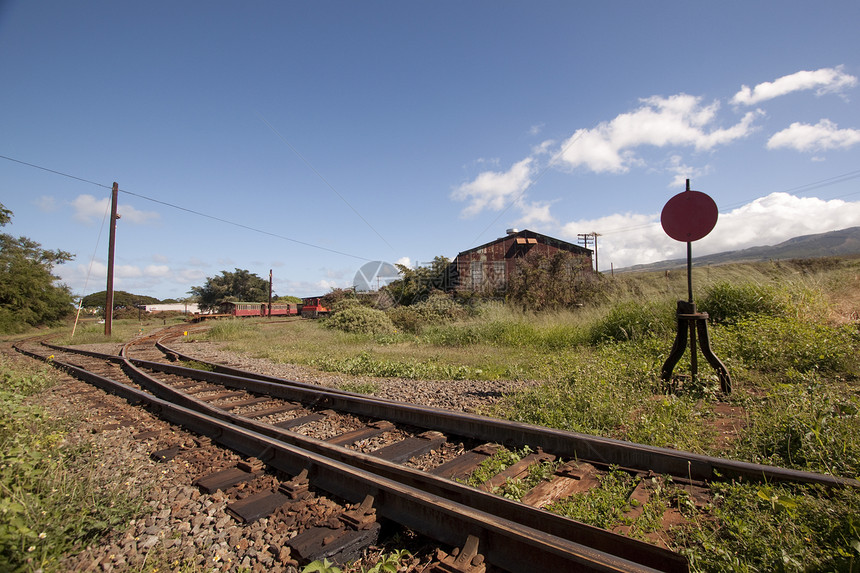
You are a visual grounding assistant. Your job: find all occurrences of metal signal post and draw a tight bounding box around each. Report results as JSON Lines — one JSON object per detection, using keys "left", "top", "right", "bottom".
{"left": 659, "top": 180, "right": 731, "bottom": 393}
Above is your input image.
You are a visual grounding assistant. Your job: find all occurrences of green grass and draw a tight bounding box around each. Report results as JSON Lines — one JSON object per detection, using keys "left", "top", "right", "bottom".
{"left": 5, "top": 256, "right": 858, "bottom": 571}
{"left": 0, "top": 358, "right": 146, "bottom": 572}
{"left": 50, "top": 317, "right": 187, "bottom": 346}
{"left": 189, "top": 257, "right": 860, "bottom": 571}
{"left": 546, "top": 467, "right": 640, "bottom": 530}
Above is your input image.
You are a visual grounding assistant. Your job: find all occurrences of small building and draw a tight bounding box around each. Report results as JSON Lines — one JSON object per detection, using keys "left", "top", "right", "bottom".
{"left": 452, "top": 229, "right": 593, "bottom": 291}
{"left": 144, "top": 303, "right": 202, "bottom": 314}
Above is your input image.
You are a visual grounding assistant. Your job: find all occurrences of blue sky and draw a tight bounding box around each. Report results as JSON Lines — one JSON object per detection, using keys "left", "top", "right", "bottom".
{"left": 2, "top": 1, "right": 859, "bottom": 300}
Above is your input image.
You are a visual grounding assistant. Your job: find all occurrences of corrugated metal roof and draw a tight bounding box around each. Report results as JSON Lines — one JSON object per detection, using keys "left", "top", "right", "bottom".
{"left": 456, "top": 228, "right": 591, "bottom": 257}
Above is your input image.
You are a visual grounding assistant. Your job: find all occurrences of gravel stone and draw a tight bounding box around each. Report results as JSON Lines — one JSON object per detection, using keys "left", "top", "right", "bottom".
{"left": 11, "top": 337, "right": 526, "bottom": 572}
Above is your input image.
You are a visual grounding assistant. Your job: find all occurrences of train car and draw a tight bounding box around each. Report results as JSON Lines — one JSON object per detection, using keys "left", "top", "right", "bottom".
{"left": 267, "top": 303, "right": 299, "bottom": 316}
{"left": 219, "top": 301, "right": 299, "bottom": 318}
{"left": 300, "top": 296, "right": 330, "bottom": 318}
{"left": 220, "top": 301, "right": 264, "bottom": 317}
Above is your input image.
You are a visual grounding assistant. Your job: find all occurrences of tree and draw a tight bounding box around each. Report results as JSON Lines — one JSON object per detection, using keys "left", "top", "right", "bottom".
{"left": 81, "top": 290, "right": 160, "bottom": 310}
{"left": 0, "top": 204, "right": 75, "bottom": 333}
{"left": 383, "top": 256, "right": 454, "bottom": 306}
{"left": 506, "top": 250, "right": 598, "bottom": 311}
{"left": 189, "top": 269, "right": 271, "bottom": 312}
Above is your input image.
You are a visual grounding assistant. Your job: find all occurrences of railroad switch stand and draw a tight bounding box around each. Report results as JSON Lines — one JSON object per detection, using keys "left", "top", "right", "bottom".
{"left": 659, "top": 179, "right": 732, "bottom": 394}
{"left": 661, "top": 300, "right": 732, "bottom": 394}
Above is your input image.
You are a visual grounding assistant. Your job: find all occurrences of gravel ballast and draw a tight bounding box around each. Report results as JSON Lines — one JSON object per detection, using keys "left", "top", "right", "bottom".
{"left": 16, "top": 340, "right": 537, "bottom": 571}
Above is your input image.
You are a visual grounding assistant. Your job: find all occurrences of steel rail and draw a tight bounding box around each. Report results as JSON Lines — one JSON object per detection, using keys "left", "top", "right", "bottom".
{"left": 130, "top": 347, "right": 860, "bottom": 489}
{"left": 153, "top": 338, "right": 382, "bottom": 399}
{"left": 15, "top": 344, "right": 671, "bottom": 573}
{"left": 33, "top": 340, "right": 687, "bottom": 572}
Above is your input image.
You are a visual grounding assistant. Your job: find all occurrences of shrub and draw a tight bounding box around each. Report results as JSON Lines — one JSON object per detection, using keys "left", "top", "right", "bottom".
{"left": 507, "top": 251, "right": 599, "bottom": 311}
{"left": 698, "top": 281, "right": 791, "bottom": 324}
{"left": 716, "top": 315, "right": 858, "bottom": 374}
{"left": 735, "top": 378, "right": 860, "bottom": 475}
{"left": 587, "top": 301, "right": 674, "bottom": 343}
{"left": 325, "top": 305, "right": 395, "bottom": 336}
{"left": 206, "top": 319, "right": 259, "bottom": 341}
{"left": 387, "top": 293, "right": 469, "bottom": 333}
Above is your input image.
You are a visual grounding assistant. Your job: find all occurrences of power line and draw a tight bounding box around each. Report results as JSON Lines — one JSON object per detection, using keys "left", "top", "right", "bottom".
{"left": 117, "top": 188, "right": 371, "bottom": 261}
{"left": 0, "top": 154, "right": 111, "bottom": 189}
{"left": 597, "top": 169, "right": 860, "bottom": 237}
{"left": 256, "top": 113, "right": 395, "bottom": 252}
{"left": 0, "top": 154, "right": 372, "bottom": 261}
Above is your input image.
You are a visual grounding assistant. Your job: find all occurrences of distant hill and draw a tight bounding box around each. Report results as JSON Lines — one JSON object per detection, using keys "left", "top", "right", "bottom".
{"left": 618, "top": 226, "right": 860, "bottom": 273}
{"left": 81, "top": 290, "right": 162, "bottom": 308}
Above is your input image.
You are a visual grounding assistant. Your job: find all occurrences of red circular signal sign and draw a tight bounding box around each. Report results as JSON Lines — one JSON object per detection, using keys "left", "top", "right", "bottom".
{"left": 660, "top": 190, "right": 719, "bottom": 242}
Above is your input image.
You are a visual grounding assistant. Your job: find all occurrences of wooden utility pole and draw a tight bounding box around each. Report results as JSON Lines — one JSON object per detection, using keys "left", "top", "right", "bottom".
{"left": 578, "top": 232, "right": 600, "bottom": 272}
{"left": 105, "top": 183, "right": 119, "bottom": 336}
{"left": 268, "top": 269, "right": 273, "bottom": 318}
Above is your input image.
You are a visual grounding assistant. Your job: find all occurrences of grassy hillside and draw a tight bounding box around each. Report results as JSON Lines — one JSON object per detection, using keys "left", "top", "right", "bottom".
{"left": 621, "top": 227, "right": 860, "bottom": 272}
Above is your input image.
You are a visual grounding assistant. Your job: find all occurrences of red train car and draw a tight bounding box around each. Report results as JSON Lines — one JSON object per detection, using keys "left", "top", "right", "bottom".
{"left": 300, "top": 297, "right": 330, "bottom": 318}
{"left": 220, "top": 302, "right": 298, "bottom": 317}
{"left": 267, "top": 303, "right": 299, "bottom": 316}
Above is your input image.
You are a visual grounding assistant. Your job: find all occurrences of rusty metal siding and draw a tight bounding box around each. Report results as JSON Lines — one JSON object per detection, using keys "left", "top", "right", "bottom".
{"left": 452, "top": 229, "right": 594, "bottom": 291}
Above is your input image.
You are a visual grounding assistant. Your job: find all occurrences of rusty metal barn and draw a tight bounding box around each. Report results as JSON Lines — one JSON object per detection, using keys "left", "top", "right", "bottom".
{"left": 452, "top": 229, "right": 593, "bottom": 292}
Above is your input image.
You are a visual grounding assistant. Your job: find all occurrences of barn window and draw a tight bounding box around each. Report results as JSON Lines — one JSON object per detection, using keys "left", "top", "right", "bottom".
{"left": 470, "top": 261, "right": 483, "bottom": 287}
{"left": 492, "top": 261, "right": 506, "bottom": 288}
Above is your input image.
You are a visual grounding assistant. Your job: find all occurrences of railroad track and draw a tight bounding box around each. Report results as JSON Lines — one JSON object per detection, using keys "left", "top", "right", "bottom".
{"left": 15, "top": 328, "right": 859, "bottom": 573}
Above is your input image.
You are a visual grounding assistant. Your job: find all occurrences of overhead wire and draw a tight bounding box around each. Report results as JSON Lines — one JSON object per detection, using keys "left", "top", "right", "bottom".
{"left": 2, "top": 153, "right": 857, "bottom": 253}
{"left": 595, "top": 169, "right": 860, "bottom": 237}
{"left": 71, "top": 190, "right": 112, "bottom": 339}
{"left": 256, "top": 113, "right": 395, "bottom": 252}
{"left": 0, "top": 154, "right": 372, "bottom": 261}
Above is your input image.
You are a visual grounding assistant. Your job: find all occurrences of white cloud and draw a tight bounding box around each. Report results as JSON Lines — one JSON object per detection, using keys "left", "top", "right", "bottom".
{"left": 395, "top": 256, "right": 412, "bottom": 267}
{"left": 35, "top": 195, "right": 58, "bottom": 212}
{"left": 71, "top": 194, "right": 160, "bottom": 225}
{"left": 452, "top": 158, "right": 534, "bottom": 217}
{"left": 767, "top": 119, "right": 860, "bottom": 152}
{"left": 732, "top": 66, "right": 858, "bottom": 106}
{"left": 143, "top": 265, "right": 171, "bottom": 277}
{"left": 559, "top": 193, "right": 860, "bottom": 270}
{"left": 71, "top": 195, "right": 109, "bottom": 224}
{"left": 556, "top": 95, "right": 759, "bottom": 174}
{"left": 662, "top": 155, "right": 711, "bottom": 188}
{"left": 177, "top": 268, "right": 206, "bottom": 285}
{"left": 560, "top": 211, "right": 670, "bottom": 270}
{"left": 515, "top": 200, "right": 557, "bottom": 227}
{"left": 712, "top": 193, "right": 860, "bottom": 249}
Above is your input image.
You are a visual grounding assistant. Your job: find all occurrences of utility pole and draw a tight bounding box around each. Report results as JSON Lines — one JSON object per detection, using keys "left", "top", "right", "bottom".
{"left": 268, "top": 269, "right": 273, "bottom": 318}
{"left": 577, "top": 233, "right": 593, "bottom": 248}
{"left": 578, "top": 232, "right": 600, "bottom": 272}
{"left": 105, "top": 183, "right": 119, "bottom": 336}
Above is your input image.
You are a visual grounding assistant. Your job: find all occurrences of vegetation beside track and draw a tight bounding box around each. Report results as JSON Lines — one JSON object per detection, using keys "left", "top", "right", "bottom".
{"left": 2, "top": 256, "right": 858, "bottom": 571}
{"left": 190, "top": 257, "right": 860, "bottom": 571}
{"left": 0, "top": 357, "right": 146, "bottom": 572}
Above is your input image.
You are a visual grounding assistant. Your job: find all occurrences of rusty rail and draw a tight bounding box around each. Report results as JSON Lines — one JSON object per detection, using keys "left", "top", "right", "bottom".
{"left": 144, "top": 341, "right": 858, "bottom": 489}
{"left": 16, "top": 344, "right": 674, "bottom": 573}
